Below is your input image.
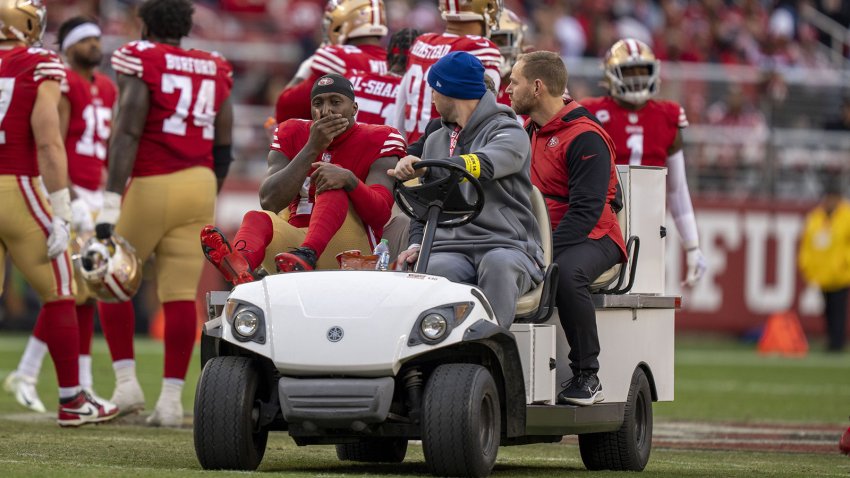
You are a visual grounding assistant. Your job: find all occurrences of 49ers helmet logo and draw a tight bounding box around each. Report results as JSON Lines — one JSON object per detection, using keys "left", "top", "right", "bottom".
{"left": 318, "top": 77, "right": 334, "bottom": 86}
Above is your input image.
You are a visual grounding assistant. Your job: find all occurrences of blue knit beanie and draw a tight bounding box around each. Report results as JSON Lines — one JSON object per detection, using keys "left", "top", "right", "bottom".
{"left": 427, "top": 51, "right": 486, "bottom": 100}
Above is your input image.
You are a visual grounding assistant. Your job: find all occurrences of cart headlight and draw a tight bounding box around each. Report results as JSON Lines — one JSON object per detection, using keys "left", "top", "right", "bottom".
{"left": 409, "top": 302, "right": 474, "bottom": 346}
{"left": 233, "top": 310, "right": 260, "bottom": 338}
{"left": 224, "top": 300, "right": 266, "bottom": 344}
{"left": 420, "top": 313, "right": 448, "bottom": 340}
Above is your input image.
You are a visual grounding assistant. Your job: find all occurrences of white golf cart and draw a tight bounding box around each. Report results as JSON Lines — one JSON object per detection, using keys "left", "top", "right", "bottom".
{"left": 194, "top": 161, "right": 677, "bottom": 477}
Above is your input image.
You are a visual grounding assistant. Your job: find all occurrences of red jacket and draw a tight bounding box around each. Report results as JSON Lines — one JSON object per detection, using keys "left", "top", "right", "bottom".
{"left": 528, "top": 101, "right": 626, "bottom": 260}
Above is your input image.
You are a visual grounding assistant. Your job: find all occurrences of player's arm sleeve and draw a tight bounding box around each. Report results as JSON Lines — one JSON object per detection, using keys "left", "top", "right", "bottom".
{"left": 666, "top": 149, "right": 699, "bottom": 250}
{"left": 347, "top": 131, "right": 406, "bottom": 230}
{"left": 310, "top": 47, "right": 347, "bottom": 76}
{"left": 551, "top": 131, "right": 612, "bottom": 251}
{"left": 470, "top": 44, "right": 503, "bottom": 91}
{"left": 111, "top": 46, "right": 144, "bottom": 78}
{"left": 275, "top": 78, "right": 315, "bottom": 122}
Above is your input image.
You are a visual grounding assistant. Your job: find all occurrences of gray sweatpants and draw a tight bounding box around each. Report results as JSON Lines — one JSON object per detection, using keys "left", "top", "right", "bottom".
{"left": 426, "top": 248, "right": 543, "bottom": 328}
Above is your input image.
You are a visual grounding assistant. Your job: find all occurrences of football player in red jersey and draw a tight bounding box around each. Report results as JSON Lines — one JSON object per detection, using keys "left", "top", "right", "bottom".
{"left": 491, "top": 9, "right": 525, "bottom": 115}
{"left": 0, "top": 0, "right": 118, "bottom": 426}
{"left": 582, "top": 39, "right": 707, "bottom": 286}
{"left": 392, "top": 0, "right": 503, "bottom": 143}
{"left": 348, "top": 28, "right": 420, "bottom": 126}
{"left": 5, "top": 16, "right": 117, "bottom": 413}
{"left": 95, "top": 0, "right": 234, "bottom": 427}
{"left": 201, "top": 73, "right": 405, "bottom": 280}
{"left": 275, "top": 0, "right": 388, "bottom": 122}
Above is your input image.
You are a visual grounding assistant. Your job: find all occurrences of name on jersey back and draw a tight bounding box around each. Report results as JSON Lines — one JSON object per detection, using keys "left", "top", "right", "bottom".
{"left": 164, "top": 53, "right": 217, "bottom": 76}
{"left": 410, "top": 43, "right": 451, "bottom": 60}
{"left": 351, "top": 76, "right": 398, "bottom": 98}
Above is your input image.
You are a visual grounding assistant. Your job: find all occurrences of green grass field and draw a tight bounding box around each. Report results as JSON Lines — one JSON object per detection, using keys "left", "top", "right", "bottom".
{"left": 0, "top": 333, "right": 848, "bottom": 477}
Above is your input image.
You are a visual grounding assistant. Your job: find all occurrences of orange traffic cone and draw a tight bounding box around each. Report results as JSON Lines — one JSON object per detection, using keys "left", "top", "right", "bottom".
{"left": 757, "top": 311, "right": 809, "bottom": 357}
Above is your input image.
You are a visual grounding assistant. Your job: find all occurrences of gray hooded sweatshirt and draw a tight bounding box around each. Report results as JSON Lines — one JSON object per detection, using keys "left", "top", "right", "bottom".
{"left": 409, "top": 91, "right": 544, "bottom": 268}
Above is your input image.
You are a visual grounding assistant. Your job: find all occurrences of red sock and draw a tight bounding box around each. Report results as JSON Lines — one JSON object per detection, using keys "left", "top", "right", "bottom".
{"left": 163, "top": 301, "right": 197, "bottom": 380}
{"left": 302, "top": 189, "right": 348, "bottom": 257}
{"left": 76, "top": 303, "right": 95, "bottom": 356}
{"left": 98, "top": 301, "right": 135, "bottom": 362}
{"left": 234, "top": 210, "right": 274, "bottom": 270}
{"left": 40, "top": 300, "right": 79, "bottom": 388}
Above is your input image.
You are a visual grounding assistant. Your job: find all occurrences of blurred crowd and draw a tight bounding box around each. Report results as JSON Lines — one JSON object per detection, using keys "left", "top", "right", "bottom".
{"left": 50, "top": 0, "right": 850, "bottom": 69}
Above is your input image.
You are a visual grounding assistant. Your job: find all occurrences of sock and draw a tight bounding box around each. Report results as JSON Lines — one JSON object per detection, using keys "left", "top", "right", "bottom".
{"left": 98, "top": 300, "right": 135, "bottom": 362}
{"left": 79, "top": 355, "right": 93, "bottom": 390}
{"left": 302, "top": 189, "right": 348, "bottom": 257}
{"left": 163, "top": 301, "right": 197, "bottom": 380}
{"left": 16, "top": 336, "right": 47, "bottom": 380}
{"left": 234, "top": 210, "right": 274, "bottom": 270}
{"left": 113, "top": 360, "right": 137, "bottom": 384}
{"left": 40, "top": 300, "right": 80, "bottom": 390}
{"left": 76, "top": 303, "right": 95, "bottom": 356}
{"left": 158, "top": 378, "right": 184, "bottom": 406}
{"left": 59, "top": 387, "right": 81, "bottom": 400}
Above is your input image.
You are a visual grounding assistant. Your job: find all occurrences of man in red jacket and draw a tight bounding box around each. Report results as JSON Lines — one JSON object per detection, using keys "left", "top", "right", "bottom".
{"left": 507, "top": 51, "right": 625, "bottom": 406}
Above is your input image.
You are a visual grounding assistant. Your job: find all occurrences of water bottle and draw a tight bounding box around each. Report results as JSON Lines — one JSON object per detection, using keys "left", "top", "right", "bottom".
{"left": 374, "top": 239, "right": 390, "bottom": 271}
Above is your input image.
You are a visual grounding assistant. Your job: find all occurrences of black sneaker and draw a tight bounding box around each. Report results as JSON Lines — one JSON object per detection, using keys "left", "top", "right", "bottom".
{"left": 274, "top": 247, "right": 318, "bottom": 273}
{"left": 557, "top": 371, "right": 604, "bottom": 406}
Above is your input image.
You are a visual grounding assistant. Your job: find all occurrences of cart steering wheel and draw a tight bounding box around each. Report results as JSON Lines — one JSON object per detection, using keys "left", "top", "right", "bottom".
{"left": 393, "top": 159, "right": 485, "bottom": 228}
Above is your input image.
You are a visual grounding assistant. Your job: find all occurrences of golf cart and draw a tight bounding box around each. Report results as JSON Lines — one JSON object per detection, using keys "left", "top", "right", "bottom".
{"left": 194, "top": 160, "right": 677, "bottom": 477}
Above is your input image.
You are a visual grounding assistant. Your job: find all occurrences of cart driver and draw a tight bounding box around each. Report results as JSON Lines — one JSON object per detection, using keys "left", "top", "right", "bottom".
{"left": 388, "top": 51, "right": 544, "bottom": 328}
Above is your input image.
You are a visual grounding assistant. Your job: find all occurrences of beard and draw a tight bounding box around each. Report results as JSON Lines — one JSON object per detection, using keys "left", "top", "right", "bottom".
{"left": 511, "top": 94, "right": 532, "bottom": 116}
{"left": 74, "top": 51, "right": 103, "bottom": 69}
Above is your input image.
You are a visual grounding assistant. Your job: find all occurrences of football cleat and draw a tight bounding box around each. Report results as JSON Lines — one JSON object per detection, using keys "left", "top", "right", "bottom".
{"left": 57, "top": 391, "right": 119, "bottom": 427}
{"left": 200, "top": 225, "right": 254, "bottom": 285}
{"left": 274, "top": 247, "right": 318, "bottom": 273}
{"left": 3, "top": 371, "right": 46, "bottom": 413}
{"left": 146, "top": 398, "right": 183, "bottom": 428}
{"left": 110, "top": 377, "right": 145, "bottom": 415}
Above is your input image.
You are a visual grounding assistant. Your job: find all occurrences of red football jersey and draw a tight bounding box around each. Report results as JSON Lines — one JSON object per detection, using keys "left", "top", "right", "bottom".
{"left": 111, "top": 41, "right": 233, "bottom": 177}
{"left": 270, "top": 120, "right": 406, "bottom": 229}
{"left": 349, "top": 69, "right": 401, "bottom": 126}
{"left": 581, "top": 96, "right": 688, "bottom": 167}
{"left": 275, "top": 44, "right": 387, "bottom": 122}
{"left": 61, "top": 70, "right": 116, "bottom": 190}
{"left": 395, "top": 33, "right": 501, "bottom": 143}
{"left": 0, "top": 46, "right": 66, "bottom": 176}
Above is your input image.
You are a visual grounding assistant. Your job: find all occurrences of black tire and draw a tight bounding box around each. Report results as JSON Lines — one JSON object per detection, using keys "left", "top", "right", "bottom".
{"left": 194, "top": 356, "right": 269, "bottom": 470}
{"left": 422, "top": 363, "right": 501, "bottom": 477}
{"left": 336, "top": 438, "right": 408, "bottom": 463}
{"left": 578, "top": 367, "right": 653, "bottom": 471}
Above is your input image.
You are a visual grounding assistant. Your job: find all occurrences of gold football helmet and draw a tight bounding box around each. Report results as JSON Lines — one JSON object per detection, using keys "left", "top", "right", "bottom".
{"left": 490, "top": 8, "right": 525, "bottom": 77}
{"left": 0, "top": 0, "right": 46, "bottom": 45}
{"left": 323, "top": 0, "right": 388, "bottom": 46}
{"left": 75, "top": 234, "right": 143, "bottom": 303}
{"left": 438, "top": 0, "right": 502, "bottom": 36}
{"left": 603, "top": 38, "right": 660, "bottom": 105}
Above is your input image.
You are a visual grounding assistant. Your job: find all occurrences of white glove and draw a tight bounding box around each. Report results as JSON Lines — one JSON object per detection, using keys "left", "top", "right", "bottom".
{"left": 683, "top": 248, "right": 707, "bottom": 286}
{"left": 47, "top": 188, "right": 72, "bottom": 259}
{"left": 95, "top": 191, "right": 122, "bottom": 239}
{"left": 70, "top": 197, "right": 94, "bottom": 233}
{"left": 46, "top": 217, "right": 70, "bottom": 259}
